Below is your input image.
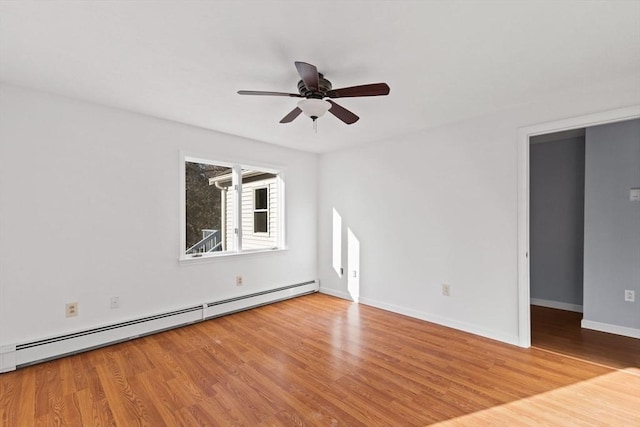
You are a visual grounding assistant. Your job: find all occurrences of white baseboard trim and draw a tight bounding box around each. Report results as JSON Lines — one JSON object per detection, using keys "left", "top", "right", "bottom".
{"left": 358, "top": 296, "right": 520, "bottom": 347}
{"left": 581, "top": 319, "right": 640, "bottom": 339}
{"left": 1, "top": 280, "right": 318, "bottom": 373}
{"left": 530, "top": 298, "right": 583, "bottom": 313}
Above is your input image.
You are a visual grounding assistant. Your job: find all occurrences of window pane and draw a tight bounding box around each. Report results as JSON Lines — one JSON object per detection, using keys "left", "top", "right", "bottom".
{"left": 255, "top": 187, "right": 268, "bottom": 210}
{"left": 254, "top": 212, "right": 268, "bottom": 233}
{"left": 185, "top": 162, "right": 235, "bottom": 254}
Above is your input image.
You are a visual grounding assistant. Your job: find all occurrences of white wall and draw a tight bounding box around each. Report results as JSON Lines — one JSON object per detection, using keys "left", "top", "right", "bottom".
{"left": 0, "top": 84, "right": 317, "bottom": 347}
{"left": 318, "top": 76, "right": 640, "bottom": 345}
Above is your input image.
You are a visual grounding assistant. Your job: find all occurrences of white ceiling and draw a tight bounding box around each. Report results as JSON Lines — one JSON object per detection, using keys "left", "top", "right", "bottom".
{"left": 1, "top": 1, "right": 639, "bottom": 153}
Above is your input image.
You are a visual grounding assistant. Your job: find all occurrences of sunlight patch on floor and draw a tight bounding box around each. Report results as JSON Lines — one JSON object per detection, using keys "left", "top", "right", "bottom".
{"left": 432, "top": 368, "right": 640, "bottom": 426}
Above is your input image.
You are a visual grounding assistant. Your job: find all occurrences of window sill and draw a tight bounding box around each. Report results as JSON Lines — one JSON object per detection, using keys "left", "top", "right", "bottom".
{"left": 179, "top": 247, "right": 287, "bottom": 265}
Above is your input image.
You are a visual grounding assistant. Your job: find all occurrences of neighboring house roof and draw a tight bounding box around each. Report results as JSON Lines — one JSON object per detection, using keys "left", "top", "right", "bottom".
{"left": 208, "top": 170, "right": 276, "bottom": 188}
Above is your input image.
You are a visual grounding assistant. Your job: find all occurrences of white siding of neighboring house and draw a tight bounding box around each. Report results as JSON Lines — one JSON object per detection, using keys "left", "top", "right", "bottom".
{"left": 225, "top": 177, "right": 278, "bottom": 250}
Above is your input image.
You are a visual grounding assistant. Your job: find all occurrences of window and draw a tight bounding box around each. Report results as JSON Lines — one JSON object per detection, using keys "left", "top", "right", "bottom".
{"left": 253, "top": 187, "right": 268, "bottom": 233}
{"left": 182, "top": 156, "right": 283, "bottom": 259}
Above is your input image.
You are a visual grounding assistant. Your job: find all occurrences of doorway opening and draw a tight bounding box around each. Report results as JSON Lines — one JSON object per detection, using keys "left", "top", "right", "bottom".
{"left": 520, "top": 108, "right": 640, "bottom": 368}
{"left": 517, "top": 106, "right": 640, "bottom": 350}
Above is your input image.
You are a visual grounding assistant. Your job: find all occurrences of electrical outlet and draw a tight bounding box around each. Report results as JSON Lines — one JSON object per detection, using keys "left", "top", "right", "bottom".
{"left": 442, "top": 284, "right": 451, "bottom": 297}
{"left": 624, "top": 290, "right": 635, "bottom": 302}
{"left": 110, "top": 297, "right": 120, "bottom": 309}
{"left": 236, "top": 276, "right": 243, "bottom": 286}
{"left": 66, "top": 302, "right": 78, "bottom": 317}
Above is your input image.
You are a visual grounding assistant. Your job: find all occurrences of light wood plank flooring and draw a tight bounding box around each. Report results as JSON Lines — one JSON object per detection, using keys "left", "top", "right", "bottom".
{"left": 1, "top": 293, "right": 639, "bottom": 426}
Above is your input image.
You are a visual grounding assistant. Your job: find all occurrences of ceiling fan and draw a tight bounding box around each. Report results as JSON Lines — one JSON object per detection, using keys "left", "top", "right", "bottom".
{"left": 238, "top": 61, "right": 390, "bottom": 125}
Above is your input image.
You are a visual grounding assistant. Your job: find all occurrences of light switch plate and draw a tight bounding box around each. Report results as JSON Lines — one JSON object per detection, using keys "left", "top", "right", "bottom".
{"left": 630, "top": 188, "right": 640, "bottom": 202}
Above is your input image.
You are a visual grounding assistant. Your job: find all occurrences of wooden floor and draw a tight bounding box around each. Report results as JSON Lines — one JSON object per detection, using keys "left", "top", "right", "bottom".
{"left": 1, "top": 294, "right": 639, "bottom": 426}
{"left": 531, "top": 304, "right": 640, "bottom": 370}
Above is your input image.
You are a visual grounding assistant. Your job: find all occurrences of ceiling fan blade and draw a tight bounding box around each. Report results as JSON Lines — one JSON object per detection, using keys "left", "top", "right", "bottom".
{"left": 238, "top": 90, "right": 302, "bottom": 97}
{"left": 327, "top": 100, "right": 359, "bottom": 125}
{"left": 279, "top": 107, "right": 303, "bottom": 123}
{"left": 294, "top": 61, "right": 319, "bottom": 91}
{"left": 326, "top": 83, "right": 390, "bottom": 98}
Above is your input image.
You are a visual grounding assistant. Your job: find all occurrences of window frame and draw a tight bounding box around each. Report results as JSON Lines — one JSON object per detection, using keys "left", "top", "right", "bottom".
{"left": 252, "top": 186, "right": 269, "bottom": 235}
{"left": 179, "top": 152, "right": 285, "bottom": 262}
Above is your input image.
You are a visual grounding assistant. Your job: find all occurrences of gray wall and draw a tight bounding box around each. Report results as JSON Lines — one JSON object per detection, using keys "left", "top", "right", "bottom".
{"left": 584, "top": 119, "right": 640, "bottom": 330}
{"left": 530, "top": 137, "right": 585, "bottom": 308}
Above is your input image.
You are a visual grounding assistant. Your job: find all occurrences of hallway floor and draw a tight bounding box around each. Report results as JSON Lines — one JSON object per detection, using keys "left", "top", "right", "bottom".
{"left": 531, "top": 305, "right": 640, "bottom": 370}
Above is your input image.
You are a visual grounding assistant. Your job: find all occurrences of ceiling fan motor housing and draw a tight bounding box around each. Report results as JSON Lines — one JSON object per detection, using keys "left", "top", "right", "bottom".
{"left": 297, "top": 73, "right": 332, "bottom": 98}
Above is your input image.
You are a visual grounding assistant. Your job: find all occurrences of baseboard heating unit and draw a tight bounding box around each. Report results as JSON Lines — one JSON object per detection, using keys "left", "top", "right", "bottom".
{"left": 1, "top": 280, "right": 318, "bottom": 373}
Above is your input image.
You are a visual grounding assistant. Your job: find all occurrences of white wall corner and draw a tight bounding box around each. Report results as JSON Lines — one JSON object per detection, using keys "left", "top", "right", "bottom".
{"left": 319, "top": 287, "right": 353, "bottom": 301}
{"left": 0, "top": 344, "right": 17, "bottom": 373}
{"left": 581, "top": 319, "right": 640, "bottom": 339}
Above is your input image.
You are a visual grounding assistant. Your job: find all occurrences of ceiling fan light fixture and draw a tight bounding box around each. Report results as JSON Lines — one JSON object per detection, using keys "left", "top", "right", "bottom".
{"left": 297, "top": 98, "right": 331, "bottom": 120}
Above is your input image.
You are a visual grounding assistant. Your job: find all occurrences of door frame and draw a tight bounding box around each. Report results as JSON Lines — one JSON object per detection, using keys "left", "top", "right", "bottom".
{"left": 516, "top": 105, "right": 640, "bottom": 348}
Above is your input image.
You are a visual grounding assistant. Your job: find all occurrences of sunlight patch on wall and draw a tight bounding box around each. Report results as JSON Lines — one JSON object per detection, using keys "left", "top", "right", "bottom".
{"left": 347, "top": 228, "right": 360, "bottom": 303}
{"left": 332, "top": 208, "right": 342, "bottom": 277}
